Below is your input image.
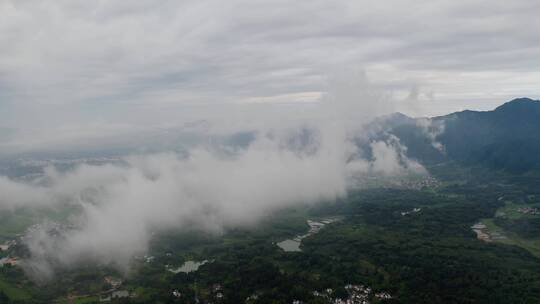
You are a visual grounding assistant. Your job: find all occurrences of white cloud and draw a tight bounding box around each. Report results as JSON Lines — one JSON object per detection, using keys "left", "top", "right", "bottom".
{"left": 0, "top": 103, "right": 428, "bottom": 279}
{"left": 14, "top": 132, "right": 350, "bottom": 278}
{"left": 416, "top": 118, "right": 445, "bottom": 152}
{"left": 0, "top": 0, "right": 539, "bottom": 129}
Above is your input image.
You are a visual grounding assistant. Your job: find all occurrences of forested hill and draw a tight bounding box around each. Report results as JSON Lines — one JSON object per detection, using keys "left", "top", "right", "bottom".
{"left": 377, "top": 97, "right": 540, "bottom": 172}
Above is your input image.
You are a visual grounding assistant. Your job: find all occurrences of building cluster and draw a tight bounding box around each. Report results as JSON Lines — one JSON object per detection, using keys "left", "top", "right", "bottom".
{"left": 143, "top": 254, "right": 155, "bottom": 263}
{"left": 0, "top": 240, "right": 20, "bottom": 267}
{"left": 1, "top": 222, "right": 75, "bottom": 269}
{"left": 206, "top": 283, "right": 224, "bottom": 302}
{"left": 24, "top": 222, "right": 72, "bottom": 236}
{"left": 305, "top": 220, "right": 325, "bottom": 235}
{"left": 245, "top": 291, "right": 261, "bottom": 303}
{"left": 336, "top": 284, "right": 372, "bottom": 304}
{"left": 396, "top": 176, "right": 441, "bottom": 190}
{"left": 311, "top": 284, "right": 393, "bottom": 304}
{"left": 517, "top": 207, "right": 540, "bottom": 215}
{"left": 99, "top": 290, "right": 132, "bottom": 302}
{"left": 104, "top": 276, "right": 123, "bottom": 289}
{"left": 401, "top": 208, "right": 422, "bottom": 216}
{"left": 98, "top": 276, "right": 133, "bottom": 302}
{"left": 374, "top": 292, "right": 393, "bottom": 300}
{"left": 0, "top": 240, "right": 15, "bottom": 252}
{"left": 0, "top": 257, "right": 20, "bottom": 267}
{"left": 173, "top": 283, "right": 224, "bottom": 303}
{"left": 294, "top": 218, "right": 341, "bottom": 242}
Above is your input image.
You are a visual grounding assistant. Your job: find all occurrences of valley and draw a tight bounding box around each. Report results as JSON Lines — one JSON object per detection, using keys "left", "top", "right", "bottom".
{"left": 2, "top": 163, "right": 540, "bottom": 303}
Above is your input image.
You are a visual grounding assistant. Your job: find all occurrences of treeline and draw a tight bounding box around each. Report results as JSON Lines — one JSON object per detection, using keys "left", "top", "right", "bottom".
{"left": 301, "top": 189, "right": 540, "bottom": 303}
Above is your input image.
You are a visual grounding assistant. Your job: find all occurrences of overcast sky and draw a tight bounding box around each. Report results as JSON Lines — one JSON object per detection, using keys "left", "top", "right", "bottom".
{"left": 1, "top": 0, "right": 539, "bottom": 130}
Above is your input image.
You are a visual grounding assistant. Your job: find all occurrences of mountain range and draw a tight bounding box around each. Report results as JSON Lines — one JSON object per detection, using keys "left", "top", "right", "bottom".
{"left": 380, "top": 97, "right": 540, "bottom": 172}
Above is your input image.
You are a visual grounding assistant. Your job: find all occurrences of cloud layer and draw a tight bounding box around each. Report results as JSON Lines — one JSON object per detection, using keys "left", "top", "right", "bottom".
{"left": 0, "top": 88, "right": 428, "bottom": 279}
{"left": 5, "top": 125, "right": 423, "bottom": 279}
{"left": 0, "top": 0, "right": 539, "bottom": 130}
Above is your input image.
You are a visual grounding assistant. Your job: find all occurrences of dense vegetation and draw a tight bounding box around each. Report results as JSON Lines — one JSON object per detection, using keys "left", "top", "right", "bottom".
{"left": 4, "top": 167, "right": 540, "bottom": 303}
{"left": 302, "top": 189, "right": 540, "bottom": 303}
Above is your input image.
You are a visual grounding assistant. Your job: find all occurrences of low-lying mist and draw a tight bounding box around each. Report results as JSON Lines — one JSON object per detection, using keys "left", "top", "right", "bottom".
{"left": 0, "top": 72, "right": 433, "bottom": 280}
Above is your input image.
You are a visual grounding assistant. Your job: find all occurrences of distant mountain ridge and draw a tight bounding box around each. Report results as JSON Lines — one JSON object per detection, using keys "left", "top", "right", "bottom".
{"left": 380, "top": 97, "right": 540, "bottom": 172}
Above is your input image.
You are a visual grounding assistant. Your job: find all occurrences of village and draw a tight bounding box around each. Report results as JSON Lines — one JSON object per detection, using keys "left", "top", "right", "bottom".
{"left": 517, "top": 206, "right": 540, "bottom": 215}
{"left": 355, "top": 175, "right": 441, "bottom": 191}
{"left": 401, "top": 207, "right": 422, "bottom": 216}
{"left": 307, "top": 283, "right": 393, "bottom": 304}
{"left": 396, "top": 175, "right": 441, "bottom": 191}
{"left": 0, "top": 239, "right": 19, "bottom": 267}
{"left": 0, "top": 223, "right": 136, "bottom": 303}
{"left": 0, "top": 222, "right": 77, "bottom": 270}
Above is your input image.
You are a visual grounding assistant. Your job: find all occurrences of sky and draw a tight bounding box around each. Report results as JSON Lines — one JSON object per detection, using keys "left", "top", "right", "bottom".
{"left": 1, "top": 0, "right": 539, "bottom": 132}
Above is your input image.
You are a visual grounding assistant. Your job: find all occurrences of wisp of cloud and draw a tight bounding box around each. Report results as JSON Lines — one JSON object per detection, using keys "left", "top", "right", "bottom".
{"left": 0, "top": 71, "right": 428, "bottom": 280}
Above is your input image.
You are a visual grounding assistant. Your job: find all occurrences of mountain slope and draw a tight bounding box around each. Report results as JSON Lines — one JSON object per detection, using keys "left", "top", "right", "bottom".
{"left": 381, "top": 98, "right": 540, "bottom": 172}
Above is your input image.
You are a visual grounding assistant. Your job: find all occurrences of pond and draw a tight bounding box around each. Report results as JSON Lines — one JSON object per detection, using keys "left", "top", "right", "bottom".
{"left": 276, "top": 239, "right": 301, "bottom": 252}
{"left": 167, "top": 260, "right": 209, "bottom": 274}
{"left": 276, "top": 217, "right": 341, "bottom": 252}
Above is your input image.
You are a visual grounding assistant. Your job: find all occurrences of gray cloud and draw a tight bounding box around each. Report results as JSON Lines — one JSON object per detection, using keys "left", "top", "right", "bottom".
{"left": 19, "top": 145, "right": 347, "bottom": 279}
{"left": 12, "top": 128, "right": 424, "bottom": 279}
{"left": 0, "top": 0, "right": 539, "bottom": 130}
{"left": 0, "top": 72, "right": 427, "bottom": 279}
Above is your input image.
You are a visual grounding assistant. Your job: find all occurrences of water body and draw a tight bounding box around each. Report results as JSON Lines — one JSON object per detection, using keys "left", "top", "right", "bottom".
{"left": 276, "top": 239, "right": 301, "bottom": 252}
{"left": 277, "top": 217, "right": 340, "bottom": 252}
{"left": 167, "top": 260, "right": 208, "bottom": 274}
